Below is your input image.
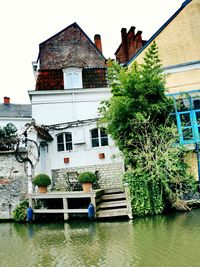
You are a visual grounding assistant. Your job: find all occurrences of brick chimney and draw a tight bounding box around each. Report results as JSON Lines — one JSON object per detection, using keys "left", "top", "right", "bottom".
{"left": 94, "top": 34, "right": 102, "bottom": 53}
{"left": 4, "top": 96, "right": 10, "bottom": 104}
{"left": 115, "top": 26, "right": 146, "bottom": 65}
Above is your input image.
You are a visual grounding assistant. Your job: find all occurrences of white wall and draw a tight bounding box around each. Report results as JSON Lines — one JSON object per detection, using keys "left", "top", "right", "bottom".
{"left": 29, "top": 88, "right": 124, "bottom": 176}
{"left": 38, "top": 123, "right": 122, "bottom": 175}
{"left": 29, "top": 88, "right": 111, "bottom": 124}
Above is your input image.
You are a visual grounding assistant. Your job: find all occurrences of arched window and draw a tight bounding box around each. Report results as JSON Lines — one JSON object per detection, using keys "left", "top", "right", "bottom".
{"left": 57, "top": 133, "right": 73, "bottom": 151}
{"left": 91, "top": 128, "right": 108, "bottom": 148}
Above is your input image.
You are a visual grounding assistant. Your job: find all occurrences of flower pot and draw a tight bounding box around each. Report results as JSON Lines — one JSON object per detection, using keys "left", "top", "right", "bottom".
{"left": 38, "top": 186, "right": 47, "bottom": 193}
{"left": 81, "top": 182, "right": 92, "bottom": 193}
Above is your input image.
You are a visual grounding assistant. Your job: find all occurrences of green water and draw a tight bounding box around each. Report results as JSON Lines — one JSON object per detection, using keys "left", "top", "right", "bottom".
{"left": 1, "top": 210, "right": 200, "bottom": 267}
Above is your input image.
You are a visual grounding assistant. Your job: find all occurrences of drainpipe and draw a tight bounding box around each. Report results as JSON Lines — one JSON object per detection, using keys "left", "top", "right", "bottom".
{"left": 196, "top": 143, "right": 200, "bottom": 186}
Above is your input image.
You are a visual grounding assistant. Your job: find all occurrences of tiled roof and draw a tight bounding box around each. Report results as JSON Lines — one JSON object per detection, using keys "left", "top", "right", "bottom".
{"left": 82, "top": 68, "right": 108, "bottom": 88}
{"left": 36, "top": 69, "right": 64, "bottom": 90}
{"left": 0, "top": 104, "right": 32, "bottom": 118}
{"left": 36, "top": 68, "right": 108, "bottom": 90}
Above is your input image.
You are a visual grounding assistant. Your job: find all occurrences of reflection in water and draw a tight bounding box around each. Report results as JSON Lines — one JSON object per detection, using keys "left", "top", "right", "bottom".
{"left": 1, "top": 210, "right": 200, "bottom": 266}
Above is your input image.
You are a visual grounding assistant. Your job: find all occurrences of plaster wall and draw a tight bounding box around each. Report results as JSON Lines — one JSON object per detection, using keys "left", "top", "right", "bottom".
{"left": 29, "top": 88, "right": 111, "bottom": 125}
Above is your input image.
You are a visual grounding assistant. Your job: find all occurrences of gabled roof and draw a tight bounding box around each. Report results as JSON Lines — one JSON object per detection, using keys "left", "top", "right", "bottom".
{"left": 126, "top": 0, "right": 192, "bottom": 66}
{"left": 37, "top": 22, "right": 106, "bottom": 62}
{"left": 0, "top": 104, "right": 32, "bottom": 118}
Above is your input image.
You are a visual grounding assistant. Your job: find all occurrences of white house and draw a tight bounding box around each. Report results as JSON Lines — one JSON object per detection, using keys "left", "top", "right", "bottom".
{"left": 28, "top": 23, "right": 124, "bottom": 190}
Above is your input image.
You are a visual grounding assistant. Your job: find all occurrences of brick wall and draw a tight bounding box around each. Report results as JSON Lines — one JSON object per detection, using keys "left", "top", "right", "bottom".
{"left": 0, "top": 152, "right": 27, "bottom": 219}
{"left": 39, "top": 23, "right": 106, "bottom": 70}
{"left": 52, "top": 162, "right": 125, "bottom": 190}
{"left": 115, "top": 27, "right": 146, "bottom": 65}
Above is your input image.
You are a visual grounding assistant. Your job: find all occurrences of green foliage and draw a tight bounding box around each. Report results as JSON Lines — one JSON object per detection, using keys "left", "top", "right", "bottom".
{"left": 33, "top": 174, "right": 51, "bottom": 187}
{"left": 100, "top": 42, "right": 196, "bottom": 217}
{"left": 0, "top": 123, "right": 18, "bottom": 151}
{"left": 122, "top": 123, "right": 196, "bottom": 216}
{"left": 78, "top": 171, "right": 97, "bottom": 183}
{"left": 13, "top": 200, "right": 29, "bottom": 222}
{"left": 101, "top": 42, "right": 174, "bottom": 167}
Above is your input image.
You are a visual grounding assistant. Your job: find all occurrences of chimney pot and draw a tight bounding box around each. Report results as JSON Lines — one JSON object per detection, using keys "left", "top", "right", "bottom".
{"left": 4, "top": 97, "right": 10, "bottom": 104}
{"left": 94, "top": 34, "right": 102, "bottom": 53}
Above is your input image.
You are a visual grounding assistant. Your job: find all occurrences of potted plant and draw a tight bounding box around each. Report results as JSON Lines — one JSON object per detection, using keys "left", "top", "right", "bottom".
{"left": 78, "top": 171, "right": 97, "bottom": 193}
{"left": 32, "top": 174, "right": 51, "bottom": 193}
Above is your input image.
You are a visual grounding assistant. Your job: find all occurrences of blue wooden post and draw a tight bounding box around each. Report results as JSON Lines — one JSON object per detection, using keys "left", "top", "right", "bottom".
{"left": 196, "top": 143, "right": 200, "bottom": 186}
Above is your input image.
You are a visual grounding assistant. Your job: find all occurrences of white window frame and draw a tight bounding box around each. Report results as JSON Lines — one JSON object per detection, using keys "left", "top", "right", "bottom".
{"left": 63, "top": 67, "right": 83, "bottom": 89}
{"left": 90, "top": 128, "right": 109, "bottom": 148}
{"left": 57, "top": 132, "right": 73, "bottom": 152}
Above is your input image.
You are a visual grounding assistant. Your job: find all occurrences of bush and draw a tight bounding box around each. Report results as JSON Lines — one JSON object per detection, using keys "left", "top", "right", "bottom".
{"left": 33, "top": 174, "right": 51, "bottom": 187}
{"left": 78, "top": 171, "right": 97, "bottom": 183}
{"left": 13, "top": 200, "right": 29, "bottom": 222}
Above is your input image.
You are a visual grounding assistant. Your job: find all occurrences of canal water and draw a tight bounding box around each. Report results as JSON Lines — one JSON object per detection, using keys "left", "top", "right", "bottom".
{"left": 1, "top": 209, "right": 200, "bottom": 267}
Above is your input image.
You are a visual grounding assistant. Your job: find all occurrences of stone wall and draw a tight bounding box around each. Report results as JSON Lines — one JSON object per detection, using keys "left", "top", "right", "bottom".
{"left": 0, "top": 152, "right": 28, "bottom": 219}
{"left": 51, "top": 162, "right": 125, "bottom": 190}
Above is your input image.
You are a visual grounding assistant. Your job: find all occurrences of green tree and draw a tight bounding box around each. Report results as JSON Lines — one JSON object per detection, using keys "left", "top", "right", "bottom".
{"left": 0, "top": 123, "right": 18, "bottom": 151}
{"left": 100, "top": 42, "right": 196, "bottom": 216}
{"left": 102, "top": 42, "right": 175, "bottom": 167}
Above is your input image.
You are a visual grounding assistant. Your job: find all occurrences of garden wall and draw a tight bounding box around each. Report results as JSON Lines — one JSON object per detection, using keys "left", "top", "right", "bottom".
{"left": 0, "top": 151, "right": 27, "bottom": 219}
{"left": 52, "top": 162, "right": 125, "bottom": 190}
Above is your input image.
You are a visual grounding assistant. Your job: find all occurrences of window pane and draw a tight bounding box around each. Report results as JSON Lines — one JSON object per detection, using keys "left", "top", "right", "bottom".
{"left": 195, "top": 111, "right": 200, "bottom": 125}
{"left": 65, "top": 133, "right": 72, "bottom": 142}
{"left": 177, "top": 100, "right": 186, "bottom": 111}
{"left": 101, "top": 137, "right": 108, "bottom": 146}
{"left": 91, "top": 129, "right": 99, "bottom": 138}
{"left": 92, "top": 138, "right": 99, "bottom": 147}
{"left": 57, "top": 134, "right": 64, "bottom": 143}
{"left": 100, "top": 128, "right": 107, "bottom": 137}
{"left": 58, "top": 144, "right": 64, "bottom": 151}
{"left": 193, "top": 100, "right": 200, "bottom": 110}
{"left": 66, "top": 143, "right": 72, "bottom": 151}
{"left": 182, "top": 128, "right": 193, "bottom": 140}
{"left": 180, "top": 113, "right": 191, "bottom": 127}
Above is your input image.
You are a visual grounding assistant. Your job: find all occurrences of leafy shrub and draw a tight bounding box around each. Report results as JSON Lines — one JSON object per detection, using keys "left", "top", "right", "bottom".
{"left": 78, "top": 172, "right": 97, "bottom": 183}
{"left": 0, "top": 123, "right": 18, "bottom": 151}
{"left": 13, "top": 200, "right": 29, "bottom": 222}
{"left": 33, "top": 174, "right": 51, "bottom": 187}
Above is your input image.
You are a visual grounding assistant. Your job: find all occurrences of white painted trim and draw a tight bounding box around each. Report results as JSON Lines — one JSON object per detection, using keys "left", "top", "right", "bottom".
{"left": 163, "top": 61, "right": 200, "bottom": 74}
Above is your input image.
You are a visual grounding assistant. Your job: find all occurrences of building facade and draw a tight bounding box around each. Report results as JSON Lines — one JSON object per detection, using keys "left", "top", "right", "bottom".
{"left": 29, "top": 22, "right": 124, "bottom": 190}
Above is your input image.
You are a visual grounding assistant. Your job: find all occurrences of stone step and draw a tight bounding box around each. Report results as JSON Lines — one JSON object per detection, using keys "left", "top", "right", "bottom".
{"left": 103, "top": 188, "right": 124, "bottom": 194}
{"left": 96, "top": 208, "right": 128, "bottom": 218}
{"left": 101, "top": 193, "right": 126, "bottom": 201}
{"left": 98, "top": 200, "right": 127, "bottom": 209}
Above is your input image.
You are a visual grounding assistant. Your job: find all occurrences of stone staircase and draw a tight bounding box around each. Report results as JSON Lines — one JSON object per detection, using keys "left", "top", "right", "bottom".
{"left": 96, "top": 188, "right": 132, "bottom": 219}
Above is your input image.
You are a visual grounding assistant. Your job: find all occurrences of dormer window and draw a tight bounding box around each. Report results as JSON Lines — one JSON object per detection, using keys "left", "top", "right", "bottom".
{"left": 63, "top": 67, "right": 83, "bottom": 89}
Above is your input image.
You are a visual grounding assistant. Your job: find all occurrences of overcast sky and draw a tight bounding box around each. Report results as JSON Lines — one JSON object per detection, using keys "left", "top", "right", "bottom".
{"left": 0, "top": 0, "right": 184, "bottom": 104}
